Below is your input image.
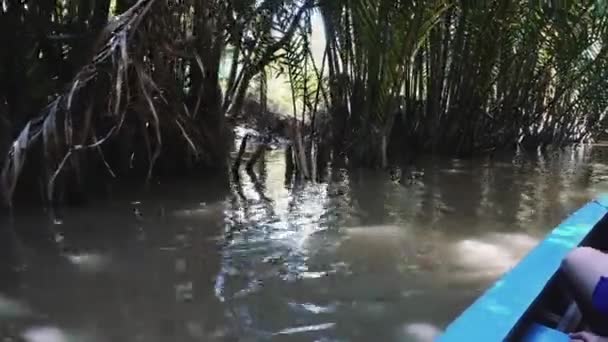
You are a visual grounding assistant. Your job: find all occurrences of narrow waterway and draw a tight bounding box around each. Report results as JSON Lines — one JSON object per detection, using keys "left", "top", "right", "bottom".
{"left": 2, "top": 146, "right": 608, "bottom": 341}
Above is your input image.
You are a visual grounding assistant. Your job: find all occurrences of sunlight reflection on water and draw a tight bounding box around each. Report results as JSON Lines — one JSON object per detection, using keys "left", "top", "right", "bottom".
{"left": 2, "top": 145, "right": 608, "bottom": 341}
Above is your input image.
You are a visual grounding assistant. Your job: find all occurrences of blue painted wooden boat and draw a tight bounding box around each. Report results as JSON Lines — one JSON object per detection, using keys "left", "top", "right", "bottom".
{"left": 439, "top": 195, "right": 608, "bottom": 342}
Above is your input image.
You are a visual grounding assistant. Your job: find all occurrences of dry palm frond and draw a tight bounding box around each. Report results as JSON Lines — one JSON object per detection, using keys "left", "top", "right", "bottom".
{"left": 0, "top": 0, "right": 205, "bottom": 206}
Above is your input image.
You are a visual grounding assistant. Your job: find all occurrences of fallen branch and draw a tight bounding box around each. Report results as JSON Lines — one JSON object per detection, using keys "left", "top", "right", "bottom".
{"left": 246, "top": 141, "right": 268, "bottom": 172}
{"left": 232, "top": 134, "right": 250, "bottom": 173}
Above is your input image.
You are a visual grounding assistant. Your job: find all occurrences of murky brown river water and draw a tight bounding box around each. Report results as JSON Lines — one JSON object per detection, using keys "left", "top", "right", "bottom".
{"left": 2, "top": 146, "right": 608, "bottom": 341}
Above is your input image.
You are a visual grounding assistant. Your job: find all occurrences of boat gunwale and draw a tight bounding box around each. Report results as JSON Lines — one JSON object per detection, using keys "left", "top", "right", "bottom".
{"left": 439, "top": 196, "right": 608, "bottom": 341}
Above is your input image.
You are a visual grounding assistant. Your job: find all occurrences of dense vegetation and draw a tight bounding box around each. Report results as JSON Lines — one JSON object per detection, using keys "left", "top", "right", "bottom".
{"left": 1, "top": 0, "right": 607, "bottom": 208}
{"left": 322, "top": 0, "right": 608, "bottom": 166}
